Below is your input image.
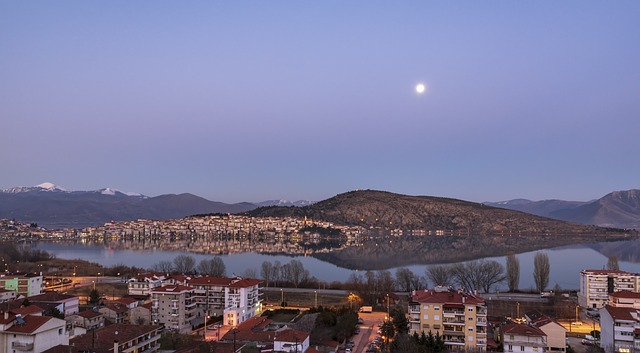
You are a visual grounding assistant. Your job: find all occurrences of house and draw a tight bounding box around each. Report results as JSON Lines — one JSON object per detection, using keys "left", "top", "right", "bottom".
{"left": 66, "top": 309, "right": 105, "bottom": 331}
{"left": 501, "top": 323, "right": 547, "bottom": 353}
{"left": 127, "top": 273, "right": 168, "bottom": 297}
{"left": 274, "top": 329, "right": 310, "bottom": 353}
{"left": 130, "top": 302, "right": 153, "bottom": 325}
{"left": 408, "top": 287, "right": 488, "bottom": 351}
{"left": 525, "top": 310, "right": 567, "bottom": 353}
{"left": 69, "top": 323, "right": 161, "bottom": 353}
{"left": 0, "top": 313, "right": 69, "bottom": 353}
{"left": 99, "top": 302, "right": 129, "bottom": 324}
{"left": 0, "top": 289, "right": 16, "bottom": 303}
{"left": 28, "top": 292, "right": 79, "bottom": 316}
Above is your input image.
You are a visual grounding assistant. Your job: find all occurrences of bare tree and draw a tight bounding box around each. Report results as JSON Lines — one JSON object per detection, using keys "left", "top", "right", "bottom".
{"left": 261, "top": 261, "right": 274, "bottom": 287}
{"left": 450, "top": 260, "right": 504, "bottom": 293}
{"left": 478, "top": 260, "right": 505, "bottom": 293}
{"left": 396, "top": 268, "right": 416, "bottom": 292}
{"left": 281, "top": 260, "right": 308, "bottom": 288}
{"left": 272, "top": 260, "right": 282, "bottom": 287}
{"left": 607, "top": 256, "right": 620, "bottom": 271}
{"left": 151, "top": 260, "right": 174, "bottom": 274}
{"left": 173, "top": 255, "right": 196, "bottom": 274}
{"left": 377, "top": 270, "right": 396, "bottom": 297}
{"left": 533, "top": 252, "right": 550, "bottom": 292}
{"left": 506, "top": 254, "right": 520, "bottom": 292}
{"left": 197, "top": 256, "right": 226, "bottom": 276}
{"left": 242, "top": 268, "right": 257, "bottom": 278}
{"left": 426, "top": 265, "right": 452, "bottom": 287}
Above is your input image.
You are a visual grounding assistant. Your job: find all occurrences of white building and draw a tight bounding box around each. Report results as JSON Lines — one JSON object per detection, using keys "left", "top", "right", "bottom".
{"left": 187, "top": 276, "right": 263, "bottom": 327}
{"left": 501, "top": 323, "right": 547, "bottom": 353}
{"left": 599, "top": 305, "right": 640, "bottom": 353}
{"left": 274, "top": 329, "right": 310, "bottom": 353}
{"left": 579, "top": 270, "right": 640, "bottom": 309}
{"left": 0, "top": 313, "right": 69, "bottom": 353}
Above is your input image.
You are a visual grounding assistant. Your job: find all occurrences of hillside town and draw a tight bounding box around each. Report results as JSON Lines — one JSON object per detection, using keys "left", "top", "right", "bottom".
{"left": 0, "top": 266, "right": 638, "bottom": 353}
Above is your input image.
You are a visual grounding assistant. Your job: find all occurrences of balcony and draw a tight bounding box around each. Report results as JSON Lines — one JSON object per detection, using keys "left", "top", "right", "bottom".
{"left": 12, "top": 342, "right": 34, "bottom": 351}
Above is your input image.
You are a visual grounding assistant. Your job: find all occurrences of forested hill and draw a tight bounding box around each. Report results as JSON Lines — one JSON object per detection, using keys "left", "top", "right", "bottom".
{"left": 246, "top": 190, "right": 629, "bottom": 235}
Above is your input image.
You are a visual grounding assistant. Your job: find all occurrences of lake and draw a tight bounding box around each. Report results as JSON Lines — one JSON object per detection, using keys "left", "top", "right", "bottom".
{"left": 33, "top": 239, "right": 640, "bottom": 291}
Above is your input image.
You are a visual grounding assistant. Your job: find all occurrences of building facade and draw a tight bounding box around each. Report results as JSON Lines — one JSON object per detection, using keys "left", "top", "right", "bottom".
{"left": 501, "top": 323, "right": 547, "bottom": 353}
{"left": 579, "top": 270, "right": 640, "bottom": 309}
{"left": 599, "top": 305, "right": 640, "bottom": 353}
{"left": 0, "top": 274, "right": 43, "bottom": 297}
{"left": 0, "top": 314, "right": 69, "bottom": 353}
{"left": 409, "top": 288, "right": 488, "bottom": 351}
{"left": 150, "top": 284, "right": 196, "bottom": 334}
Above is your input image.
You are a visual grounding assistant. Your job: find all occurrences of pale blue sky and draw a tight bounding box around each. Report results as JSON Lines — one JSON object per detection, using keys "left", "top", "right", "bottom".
{"left": 2, "top": 1, "right": 639, "bottom": 203}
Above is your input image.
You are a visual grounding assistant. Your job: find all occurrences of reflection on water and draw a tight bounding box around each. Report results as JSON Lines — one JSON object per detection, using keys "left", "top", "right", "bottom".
{"left": 32, "top": 238, "right": 640, "bottom": 291}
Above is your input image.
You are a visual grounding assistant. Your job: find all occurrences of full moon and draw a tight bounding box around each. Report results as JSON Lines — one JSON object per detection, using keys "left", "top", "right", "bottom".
{"left": 416, "top": 83, "right": 426, "bottom": 94}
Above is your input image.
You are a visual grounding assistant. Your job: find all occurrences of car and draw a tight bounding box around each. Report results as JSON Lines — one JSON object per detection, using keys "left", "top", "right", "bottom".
{"left": 345, "top": 349, "right": 351, "bottom": 353}
{"left": 581, "top": 339, "right": 596, "bottom": 346}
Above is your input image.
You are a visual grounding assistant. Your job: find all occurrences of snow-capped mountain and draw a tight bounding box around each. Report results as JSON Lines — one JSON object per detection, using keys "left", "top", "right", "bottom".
{"left": 254, "top": 199, "right": 315, "bottom": 207}
{"left": 1, "top": 182, "right": 67, "bottom": 193}
{"left": 1, "top": 182, "right": 144, "bottom": 197}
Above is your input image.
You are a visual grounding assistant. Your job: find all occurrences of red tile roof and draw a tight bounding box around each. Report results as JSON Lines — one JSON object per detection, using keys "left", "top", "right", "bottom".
{"left": 10, "top": 305, "right": 44, "bottom": 316}
{"left": 603, "top": 305, "right": 636, "bottom": 321}
{"left": 610, "top": 290, "right": 640, "bottom": 299}
{"left": 151, "top": 284, "right": 194, "bottom": 293}
{"left": 228, "top": 278, "right": 262, "bottom": 288}
{"left": 275, "top": 329, "right": 309, "bottom": 343}
{"left": 188, "top": 277, "right": 234, "bottom": 286}
{"left": 70, "top": 324, "right": 161, "bottom": 349}
{"left": 5, "top": 315, "right": 56, "bottom": 334}
{"left": 74, "top": 309, "right": 103, "bottom": 319}
{"left": 502, "top": 323, "right": 546, "bottom": 337}
{"left": 410, "top": 289, "right": 485, "bottom": 305}
{"left": 115, "top": 297, "right": 137, "bottom": 305}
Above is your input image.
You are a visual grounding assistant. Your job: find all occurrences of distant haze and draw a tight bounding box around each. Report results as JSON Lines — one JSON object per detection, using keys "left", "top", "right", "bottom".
{"left": 2, "top": 2, "right": 639, "bottom": 202}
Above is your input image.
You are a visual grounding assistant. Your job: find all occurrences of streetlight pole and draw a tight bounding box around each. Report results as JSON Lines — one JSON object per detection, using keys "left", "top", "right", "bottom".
{"left": 314, "top": 290, "right": 318, "bottom": 308}
{"left": 281, "top": 289, "right": 284, "bottom": 306}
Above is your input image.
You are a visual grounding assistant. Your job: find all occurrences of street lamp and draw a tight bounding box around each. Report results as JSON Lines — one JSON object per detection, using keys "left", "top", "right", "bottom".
{"left": 281, "top": 289, "right": 284, "bottom": 306}
{"left": 314, "top": 290, "right": 318, "bottom": 308}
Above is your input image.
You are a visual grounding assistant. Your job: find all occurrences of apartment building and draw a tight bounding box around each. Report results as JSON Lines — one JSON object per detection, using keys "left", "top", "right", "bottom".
{"left": 69, "top": 323, "right": 161, "bottom": 353}
{"left": 127, "top": 273, "right": 168, "bottom": 296}
{"left": 599, "top": 305, "right": 640, "bottom": 353}
{"left": 150, "top": 284, "right": 196, "bottom": 334}
{"left": 0, "top": 274, "right": 43, "bottom": 297}
{"left": 408, "top": 288, "right": 488, "bottom": 351}
{"left": 501, "top": 323, "right": 547, "bottom": 353}
{"left": 187, "top": 276, "right": 263, "bottom": 327}
{"left": 608, "top": 290, "right": 640, "bottom": 309}
{"left": 579, "top": 270, "right": 640, "bottom": 309}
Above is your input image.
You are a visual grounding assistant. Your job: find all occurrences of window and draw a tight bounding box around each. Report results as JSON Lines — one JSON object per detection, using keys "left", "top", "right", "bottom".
{"left": 468, "top": 327, "right": 473, "bottom": 331}
{"left": 468, "top": 307, "right": 474, "bottom": 312}
{"left": 468, "top": 317, "right": 473, "bottom": 321}
{"left": 59, "top": 328, "right": 63, "bottom": 335}
{"left": 434, "top": 315, "right": 440, "bottom": 320}
{"left": 423, "top": 314, "right": 429, "bottom": 320}
{"left": 423, "top": 305, "right": 429, "bottom": 310}
{"left": 468, "top": 336, "right": 473, "bottom": 342}
{"left": 521, "top": 346, "right": 525, "bottom": 351}
{"left": 434, "top": 306, "right": 440, "bottom": 310}
{"left": 508, "top": 345, "right": 513, "bottom": 351}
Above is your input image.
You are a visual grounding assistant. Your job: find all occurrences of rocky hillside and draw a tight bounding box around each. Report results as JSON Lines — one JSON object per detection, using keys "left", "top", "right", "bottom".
{"left": 553, "top": 190, "right": 640, "bottom": 229}
{"left": 247, "top": 190, "right": 626, "bottom": 235}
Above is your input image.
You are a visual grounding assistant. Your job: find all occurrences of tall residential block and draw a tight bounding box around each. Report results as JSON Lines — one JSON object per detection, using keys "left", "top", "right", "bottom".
{"left": 409, "top": 288, "right": 488, "bottom": 351}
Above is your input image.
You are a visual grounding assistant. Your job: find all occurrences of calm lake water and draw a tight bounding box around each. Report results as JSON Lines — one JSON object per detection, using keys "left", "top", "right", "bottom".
{"left": 33, "top": 239, "right": 640, "bottom": 291}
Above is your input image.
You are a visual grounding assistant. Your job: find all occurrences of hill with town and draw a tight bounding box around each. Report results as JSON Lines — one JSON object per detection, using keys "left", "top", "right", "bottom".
{"left": 247, "top": 190, "right": 626, "bottom": 236}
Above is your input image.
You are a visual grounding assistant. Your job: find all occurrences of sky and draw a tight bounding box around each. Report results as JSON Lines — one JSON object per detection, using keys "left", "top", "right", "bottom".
{"left": 2, "top": 1, "right": 640, "bottom": 204}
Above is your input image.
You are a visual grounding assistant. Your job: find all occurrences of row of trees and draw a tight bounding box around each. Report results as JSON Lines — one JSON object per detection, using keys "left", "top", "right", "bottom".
{"left": 145, "top": 251, "right": 627, "bottom": 295}
{"left": 260, "top": 260, "right": 312, "bottom": 288}
{"left": 150, "top": 255, "right": 227, "bottom": 276}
